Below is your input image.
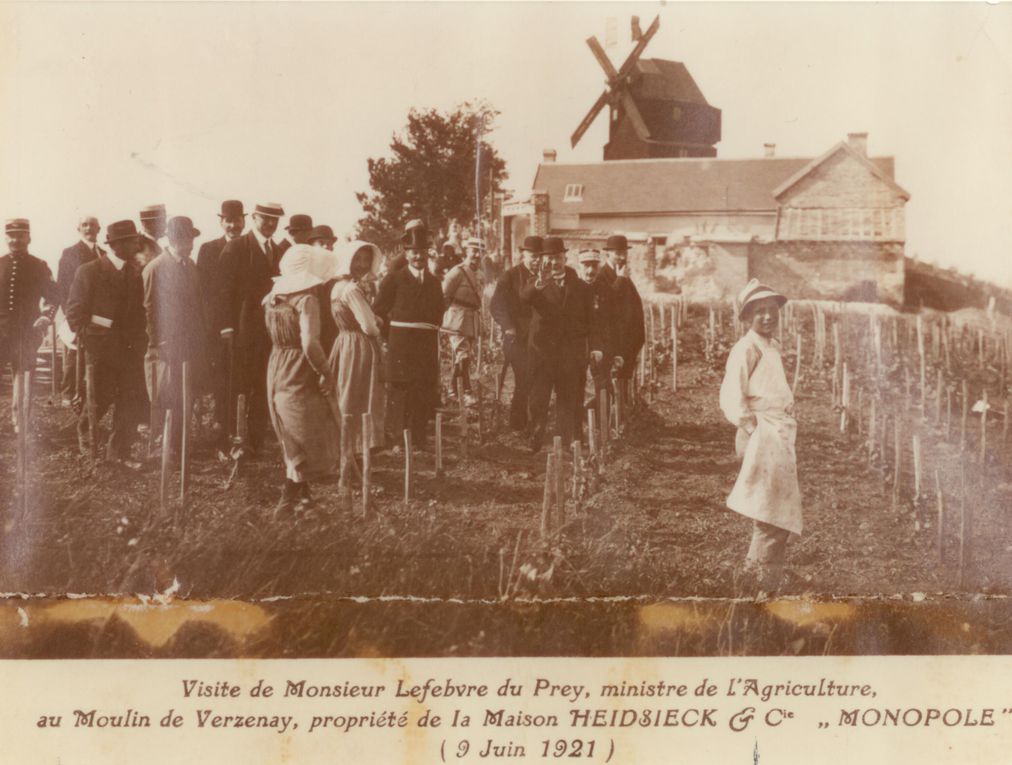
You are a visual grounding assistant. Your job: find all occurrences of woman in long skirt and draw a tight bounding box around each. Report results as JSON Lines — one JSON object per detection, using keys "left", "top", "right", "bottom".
{"left": 263, "top": 244, "right": 339, "bottom": 515}
{"left": 327, "top": 241, "right": 385, "bottom": 451}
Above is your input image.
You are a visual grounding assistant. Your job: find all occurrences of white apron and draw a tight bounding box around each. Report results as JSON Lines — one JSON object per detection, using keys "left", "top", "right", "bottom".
{"left": 726, "top": 340, "right": 803, "bottom": 535}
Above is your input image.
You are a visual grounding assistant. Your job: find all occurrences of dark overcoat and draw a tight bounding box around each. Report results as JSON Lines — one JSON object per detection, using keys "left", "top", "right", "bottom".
{"left": 373, "top": 265, "right": 444, "bottom": 385}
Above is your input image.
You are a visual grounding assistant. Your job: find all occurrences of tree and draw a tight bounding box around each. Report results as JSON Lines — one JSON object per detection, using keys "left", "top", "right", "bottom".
{"left": 355, "top": 101, "right": 509, "bottom": 253}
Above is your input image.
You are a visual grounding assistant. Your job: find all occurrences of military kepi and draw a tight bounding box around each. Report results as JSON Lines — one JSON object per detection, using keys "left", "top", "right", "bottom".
{"left": 5, "top": 218, "right": 30, "bottom": 234}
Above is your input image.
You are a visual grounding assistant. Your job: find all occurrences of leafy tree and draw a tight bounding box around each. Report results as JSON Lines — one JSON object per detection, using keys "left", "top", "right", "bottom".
{"left": 355, "top": 101, "right": 508, "bottom": 253}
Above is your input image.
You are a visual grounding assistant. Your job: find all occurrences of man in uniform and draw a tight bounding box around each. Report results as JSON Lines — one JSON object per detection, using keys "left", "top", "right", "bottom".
{"left": 65, "top": 220, "right": 148, "bottom": 465}
{"left": 278, "top": 213, "right": 313, "bottom": 258}
{"left": 57, "top": 216, "right": 103, "bottom": 406}
{"left": 144, "top": 216, "right": 208, "bottom": 456}
{"left": 0, "top": 219, "right": 59, "bottom": 431}
{"left": 374, "top": 220, "right": 444, "bottom": 449}
{"left": 441, "top": 237, "right": 485, "bottom": 406}
{"left": 601, "top": 235, "right": 644, "bottom": 407}
{"left": 577, "top": 248, "right": 620, "bottom": 408}
{"left": 521, "top": 236, "right": 603, "bottom": 452}
{"left": 216, "top": 202, "right": 284, "bottom": 452}
{"left": 196, "top": 200, "right": 246, "bottom": 438}
{"left": 138, "top": 204, "right": 168, "bottom": 265}
{"left": 490, "top": 235, "right": 541, "bottom": 433}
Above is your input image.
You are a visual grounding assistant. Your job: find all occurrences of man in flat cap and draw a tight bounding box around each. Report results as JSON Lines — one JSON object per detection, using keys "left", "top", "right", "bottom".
{"left": 577, "top": 248, "right": 620, "bottom": 409}
{"left": 138, "top": 204, "right": 168, "bottom": 265}
{"left": 374, "top": 219, "right": 444, "bottom": 448}
{"left": 441, "top": 237, "right": 485, "bottom": 406}
{"left": 216, "top": 202, "right": 284, "bottom": 453}
{"left": 521, "top": 236, "right": 603, "bottom": 451}
{"left": 65, "top": 220, "right": 148, "bottom": 464}
{"left": 144, "top": 216, "right": 209, "bottom": 456}
{"left": 197, "top": 200, "right": 246, "bottom": 438}
{"left": 601, "top": 235, "right": 645, "bottom": 408}
{"left": 277, "top": 214, "right": 313, "bottom": 259}
{"left": 57, "top": 216, "right": 103, "bottom": 407}
{"left": 490, "top": 235, "right": 542, "bottom": 433}
{"left": 0, "top": 219, "right": 59, "bottom": 431}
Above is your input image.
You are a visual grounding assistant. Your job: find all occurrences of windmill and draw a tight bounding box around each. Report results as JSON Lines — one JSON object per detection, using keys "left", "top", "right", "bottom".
{"left": 570, "top": 15, "right": 722, "bottom": 161}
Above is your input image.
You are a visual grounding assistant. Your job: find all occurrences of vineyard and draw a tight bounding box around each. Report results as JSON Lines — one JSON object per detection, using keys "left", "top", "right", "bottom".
{"left": 0, "top": 296, "right": 1010, "bottom": 658}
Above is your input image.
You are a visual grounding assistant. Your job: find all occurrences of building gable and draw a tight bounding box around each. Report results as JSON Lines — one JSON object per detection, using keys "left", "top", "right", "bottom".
{"left": 773, "top": 142, "right": 910, "bottom": 208}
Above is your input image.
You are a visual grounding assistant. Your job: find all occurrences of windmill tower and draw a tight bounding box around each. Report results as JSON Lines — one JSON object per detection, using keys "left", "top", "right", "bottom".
{"left": 570, "top": 16, "right": 722, "bottom": 160}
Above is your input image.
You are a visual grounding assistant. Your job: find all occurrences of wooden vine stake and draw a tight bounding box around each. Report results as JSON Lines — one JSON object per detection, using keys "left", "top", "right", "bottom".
{"left": 791, "top": 332, "right": 802, "bottom": 396}
{"left": 979, "top": 389, "right": 988, "bottom": 465}
{"left": 935, "top": 468, "right": 944, "bottom": 563}
{"left": 179, "top": 362, "right": 191, "bottom": 514}
{"left": 960, "top": 380, "right": 968, "bottom": 453}
{"left": 571, "top": 441, "right": 583, "bottom": 513}
{"left": 403, "top": 429, "right": 413, "bottom": 506}
{"left": 160, "top": 410, "right": 173, "bottom": 515}
{"left": 839, "top": 362, "right": 850, "bottom": 433}
{"left": 671, "top": 308, "right": 678, "bottom": 392}
{"left": 361, "top": 413, "right": 373, "bottom": 517}
{"left": 456, "top": 378, "right": 468, "bottom": 459}
{"left": 553, "top": 436, "right": 565, "bottom": 527}
{"left": 15, "top": 371, "right": 30, "bottom": 519}
{"left": 958, "top": 462, "right": 969, "bottom": 588}
{"left": 891, "top": 417, "right": 902, "bottom": 513}
{"left": 911, "top": 433, "right": 922, "bottom": 504}
{"left": 434, "top": 412, "right": 444, "bottom": 480}
{"left": 339, "top": 413, "right": 355, "bottom": 510}
{"left": 541, "top": 452, "right": 555, "bottom": 539}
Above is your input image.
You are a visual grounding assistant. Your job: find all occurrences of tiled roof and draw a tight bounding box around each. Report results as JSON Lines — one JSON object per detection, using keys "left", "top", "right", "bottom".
{"left": 533, "top": 155, "right": 896, "bottom": 215}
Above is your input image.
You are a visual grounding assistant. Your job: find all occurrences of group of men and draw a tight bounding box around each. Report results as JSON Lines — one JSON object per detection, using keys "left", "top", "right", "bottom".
{"left": 1, "top": 204, "right": 646, "bottom": 469}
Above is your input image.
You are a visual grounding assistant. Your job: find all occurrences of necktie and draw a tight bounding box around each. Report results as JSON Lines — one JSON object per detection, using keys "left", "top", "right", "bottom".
{"left": 264, "top": 239, "right": 273, "bottom": 267}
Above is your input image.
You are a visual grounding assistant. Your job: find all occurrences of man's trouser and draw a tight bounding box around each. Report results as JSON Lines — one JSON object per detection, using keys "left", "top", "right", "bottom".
{"left": 504, "top": 335, "right": 530, "bottom": 432}
{"left": 387, "top": 378, "right": 436, "bottom": 447}
{"left": 78, "top": 343, "right": 147, "bottom": 459}
{"left": 1, "top": 332, "right": 39, "bottom": 428}
{"left": 527, "top": 351, "right": 584, "bottom": 447}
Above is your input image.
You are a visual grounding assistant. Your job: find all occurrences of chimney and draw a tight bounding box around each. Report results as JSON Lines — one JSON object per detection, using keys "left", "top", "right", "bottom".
{"left": 542, "top": 148, "right": 557, "bottom": 163}
{"left": 847, "top": 132, "right": 868, "bottom": 157}
{"left": 763, "top": 143, "right": 776, "bottom": 158}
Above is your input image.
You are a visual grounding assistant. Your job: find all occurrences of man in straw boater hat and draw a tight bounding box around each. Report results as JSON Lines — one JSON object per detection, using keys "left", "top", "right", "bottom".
{"left": 490, "top": 235, "right": 542, "bottom": 433}
{"left": 441, "top": 236, "right": 485, "bottom": 406}
{"left": 143, "top": 216, "right": 209, "bottom": 457}
{"left": 373, "top": 219, "right": 444, "bottom": 449}
{"left": 138, "top": 204, "right": 168, "bottom": 264}
{"left": 719, "top": 278, "right": 802, "bottom": 593}
{"left": 521, "top": 236, "right": 604, "bottom": 453}
{"left": 0, "top": 219, "right": 59, "bottom": 431}
{"left": 600, "top": 234, "right": 644, "bottom": 407}
{"left": 216, "top": 201, "right": 285, "bottom": 453}
{"left": 65, "top": 220, "right": 148, "bottom": 466}
{"left": 197, "top": 200, "right": 246, "bottom": 440}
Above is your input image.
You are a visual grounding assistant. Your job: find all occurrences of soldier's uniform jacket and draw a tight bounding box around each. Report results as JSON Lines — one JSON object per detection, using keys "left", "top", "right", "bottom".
{"left": 0, "top": 251, "right": 59, "bottom": 368}
{"left": 441, "top": 263, "right": 483, "bottom": 338}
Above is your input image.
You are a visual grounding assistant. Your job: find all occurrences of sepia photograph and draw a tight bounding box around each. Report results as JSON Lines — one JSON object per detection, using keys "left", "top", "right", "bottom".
{"left": 0, "top": 1, "right": 1010, "bottom": 665}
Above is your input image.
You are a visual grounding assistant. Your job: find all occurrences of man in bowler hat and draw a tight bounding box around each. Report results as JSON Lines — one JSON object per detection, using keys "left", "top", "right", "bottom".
{"left": 0, "top": 219, "right": 59, "bottom": 430}
{"left": 216, "top": 202, "right": 284, "bottom": 452}
{"left": 373, "top": 219, "right": 444, "bottom": 448}
{"left": 601, "top": 235, "right": 644, "bottom": 406}
{"left": 277, "top": 213, "right": 313, "bottom": 259}
{"left": 197, "top": 200, "right": 246, "bottom": 437}
{"left": 490, "top": 235, "right": 542, "bottom": 432}
{"left": 65, "top": 220, "right": 148, "bottom": 464}
{"left": 57, "top": 216, "right": 103, "bottom": 407}
{"left": 144, "top": 216, "right": 209, "bottom": 455}
{"left": 521, "top": 236, "right": 604, "bottom": 451}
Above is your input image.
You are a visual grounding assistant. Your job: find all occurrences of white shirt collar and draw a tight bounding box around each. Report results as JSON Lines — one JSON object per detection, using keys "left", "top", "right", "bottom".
{"left": 167, "top": 245, "right": 190, "bottom": 264}
{"left": 81, "top": 239, "right": 99, "bottom": 252}
{"left": 408, "top": 265, "right": 425, "bottom": 281}
{"left": 252, "top": 227, "right": 273, "bottom": 251}
{"left": 105, "top": 251, "right": 126, "bottom": 271}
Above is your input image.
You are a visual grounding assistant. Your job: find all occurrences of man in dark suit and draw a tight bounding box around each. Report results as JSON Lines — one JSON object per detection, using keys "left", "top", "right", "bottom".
{"left": 277, "top": 213, "right": 313, "bottom": 259}
{"left": 601, "top": 235, "right": 645, "bottom": 406}
{"left": 577, "top": 248, "right": 621, "bottom": 408}
{"left": 373, "top": 220, "right": 444, "bottom": 449}
{"left": 521, "top": 237, "right": 604, "bottom": 452}
{"left": 66, "top": 220, "right": 148, "bottom": 464}
{"left": 216, "top": 202, "right": 284, "bottom": 452}
{"left": 490, "top": 235, "right": 541, "bottom": 432}
{"left": 57, "top": 216, "right": 103, "bottom": 405}
{"left": 144, "top": 216, "right": 209, "bottom": 455}
{"left": 0, "top": 219, "right": 59, "bottom": 431}
{"left": 196, "top": 200, "right": 246, "bottom": 437}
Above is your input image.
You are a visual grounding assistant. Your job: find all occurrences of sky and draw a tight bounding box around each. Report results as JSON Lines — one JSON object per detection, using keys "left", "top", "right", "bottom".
{"left": 1, "top": 2, "right": 1010, "bottom": 286}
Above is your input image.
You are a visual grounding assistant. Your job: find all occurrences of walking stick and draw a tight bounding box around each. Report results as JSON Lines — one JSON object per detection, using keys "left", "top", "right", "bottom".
{"left": 339, "top": 413, "right": 355, "bottom": 509}
{"left": 49, "top": 323, "right": 58, "bottom": 401}
{"left": 224, "top": 333, "right": 235, "bottom": 438}
{"left": 147, "top": 360, "right": 159, "bottom": 458}
{"left": 361, "top": 412, "right": 373, "bottom": 517}
{"left": 179, "top": 361, "right": 191, "bottom": 512}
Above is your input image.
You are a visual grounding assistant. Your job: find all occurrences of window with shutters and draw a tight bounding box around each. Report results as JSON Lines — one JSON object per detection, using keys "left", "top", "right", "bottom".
{"left": 563, "top": 184, "right": 584, "bottom": 202}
